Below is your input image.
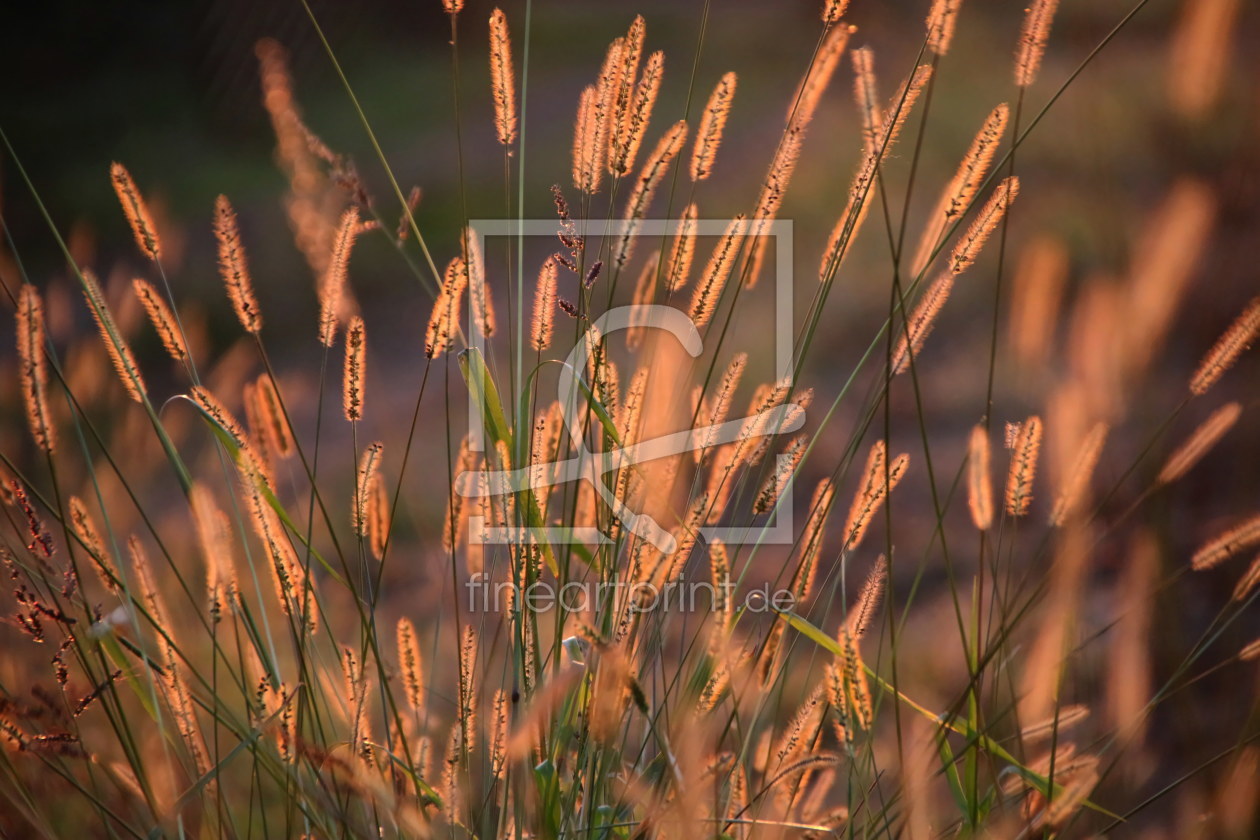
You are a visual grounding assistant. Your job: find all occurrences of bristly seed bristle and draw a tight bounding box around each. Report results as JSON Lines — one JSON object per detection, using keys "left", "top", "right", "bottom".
{"left": 689, "top": 215, "right": 746, "bottom": 328}
{"left": 214, "top": 194, "right": 263, "bottom": 334}
{"left": 967, "top": 424, "right": 994, "bottom": 530}
{"left": 1158, "top": 402, "right": 1242, "bottom": 484}
{"left": 1005, "top": 415, "right": 1043, "bottom": 516}
{"left": 82, "top": 270, "right": 147, "bottom": 404}
{"left": 890, "top": 272, "right": 955, "bottom": 375}
{"left": 426, "top": 257, "right": 468, "bottom": 359}
{"left": 396, "top": 617, "right": 424, "bottom": 711}
{"left": 16, "top": 286, "right": 56, "bottom": 455}
{"left": 691, "top": 72, "right": 736, "bottom": 181}
{"left": 1050, "top": 422, "right": 1108, "bottom": 527}
{"left": 613, "top": 120, "right": 688, "bottom": 270}
{"left": 822, "top": 0, "right": 850, "bottom": 25}
{"left": 842, "top": 441, "right": 909, "bottom": 552}
{"left": 489, "top": 9, "right": 518, "bottom": 148}
{"left": 950, "top": 175, "right": 1019, "bottom": 275}
{"left": 320, "top": 208, "right": 361, "bottom": 347}
{"left": 466, "top": 229, "right": 497, "bottom": 337}
{"left": 1014, "top": 0, "right": 1060, "bottom": 88}
{"left": 110, "top": 162, "right": 161, "bottom": 261}
{"left": 1190, "top": 296, "right": 1260, "bottom": 396}
{"left": 666, "top": 203, "right": 698, "bottom": 292}
{"left": 531, "top": 256, "right": 558, "bottom": 351}
{"left": 925, "top": 0, "right": 963, "bottom": 55}
{"left": 1191, "top": 514, "right": 1260, "bottom": 571}
{"left": 354, "top": 441, "right": 384, "bottom": 538}
{"left": 343, "top": 316, "right": 366, "bottom": 422}
{"left": 132, "top": 278, "right": 188, "bottom": 363}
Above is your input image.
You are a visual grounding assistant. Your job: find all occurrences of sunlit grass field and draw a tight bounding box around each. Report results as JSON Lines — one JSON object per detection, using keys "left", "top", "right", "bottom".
{"left": 0, "top": 0, "right": 1257, "bottom": 837}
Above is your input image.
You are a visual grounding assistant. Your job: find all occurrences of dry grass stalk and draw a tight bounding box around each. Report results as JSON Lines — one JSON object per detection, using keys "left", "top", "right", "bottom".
{"left": 444, "top": 435, "right": 477, "bottom": 553}
{"left": 529, "top": 401, "right": 563, "bottom": 513}
{"left": 967, "top": 424, "right": 994, "bottom": 530}
{"left": 256, "top": 39, "right": 341, "bottom": 280}
{"left": 489, "top": 9, "right": 517, "bottom": 147}
{"left": 844, "top": 554, "right": 888, "bottom": 642}
{"left": 754, "top": 434, "right": 807, "bottom": 514}
{"left": 691, "top": 72, "right": 735, "bottom": 181}
{"left": 82, "top": 270, "right": 147, "bottom": 403}
{"left": 1158, "top": 402, "right": 1241, "bottom": 484}
{"left": 110, "top": 162, "right": 161, "bottom": 260}
{"left": 1020, "top": 704, "right": 1090, "bottom": 744}
{"left": 607, "top": 18, "right": 646, "bottom": 172}
{"left": 822, "top": 0, "right": 849, "bottom": 25}
{"left": 466, "top": 228, "right": 497, "bottom": 337}
{"left": 343, "top": 316, "right": 366, "bottom": 422}
{"left": 252, "top": 374, "right": 294, "bottom": 458}
{"left": 696, "top": 353, "right": 747, "bottom": 461}
{"left": 457, "top": 624, "right": 479, "bottom": 755}
{"left": 1190, "top": 296, "right": 1260, "bottom": 395}
{"left": 354, "top": 441, "right": 384, "bottom": 538}
{"left": 531, "top": 256, "right": 558, "bottom": 351}
{"left": 626, "top": 254, "right": 659, "bottom": 351}
{"left": 1008, "top": 233, "right": 1068, "bottom": 368}
{"left": 1014, "top": 0, "right": 1060, "bottom": 88}
{"left": 426, "top": 257, "right": 468, "bottom": 359}
{"left": 214, "top": 194, "right": 263, "bottom": 334}
{"left": 489, "top": 688, "right": 509, "bottom": 777}
{"left": 16, "top": 286, "right": 56, "bottom": 454}
{"left": 911, "top": 103, "right": 1008, "bottom": 277}
{"left": 688, "top": 215, "right": 746, "bottom": 328}
{"left": 746, "top": 24, "right": 852, "bottom": 288}
{"left": 130, "top": 537, "right": 210, "bottom": 778}
{"left": 340, "top": 646, "right": 368, "bottom": 751}
{"left": 665, "top": 203, "right": 698, "bottom": 293}
{"left": 1232, "top": 555, "right": 1260, "bottom": 602}
{"left": 949, "top": 175, "right": 1019, "bottom": 275}
{"left": 1107, "top": 532, "right": 1157, "bottom": 751}
{"left": 1167, "top": 0, "right": 1241, "bottom": 120}
{"left": 852, "top": 48, "right": 881, "bottom": 158}
{"left": 396, "top": 617, "right": 424, "bottom": 711}
{"left": 1126, "top": 181, "right": 1215, "bottom": 378}
{"left": 190, "top": 484, "right": 235, "bottom": 619}
{"left": 613, "top": 120, "right": 688, "bottom": 270}
{"left": 366, "top": 469, "right": 389, "bottom": 560}
{"left": 890, "top": 272, "right": 954, "bottom": 375}
{"left": 132, "top": 278, "right": 188, "bottom": 363}
{"left": 572, "top": 36, "right": 623, "bottom": 193}
{"left": 818, "top": 65, "right": 930, "bottom": 284}
{"left": 792, "top": 479, "right": 836, "bottom": 603}
{"left": 833, "top": 627, "right": 873, "bottom": 732}
{"left": 611, "top": 50, "right": 663, "bottom": 177}
{"left": 572, "top": 85, "right": 602, "bottom": 193}
{"left": 191, "top": 385, "right": 247, "bottom": 448}
{"left": 1191, "top": 514, "right": 1260, "bottom": 571}
{"left": 242, "top": 457, "right": 315, "bottom": 632}
{"left": 1004, "top": 415, "right": 1043, "bottom": 516}
{"left": 925, "top": 0, "right": 963, "bottom": 55}
{"left": 1019, "top": 524, "right": 1091, "bottom": 726}
{"left": 320, "top": 208, "right": 361, "bottom": 347}
{"left": 842, "top": 441, "right": 909, "bottom": 552}
{"left": 1049, "top": 421, "right": 1108, "bottom": 527}
{"left": 68, "top": 496, "right": 117, "bottom": 591}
